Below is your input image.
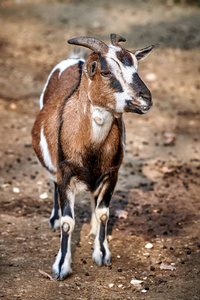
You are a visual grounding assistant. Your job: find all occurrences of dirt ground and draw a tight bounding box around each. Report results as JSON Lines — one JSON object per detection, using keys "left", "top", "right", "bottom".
{"left": 0, "top": 0, "right": 200, "bottom": 299}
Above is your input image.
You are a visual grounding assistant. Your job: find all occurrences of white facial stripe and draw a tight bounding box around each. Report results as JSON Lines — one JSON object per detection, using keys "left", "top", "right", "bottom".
{"left": 106, "top": 46, "right": 138, "bottom": 112}
{"left": 40, "top": 123, "right": 57, "bottom": 172}
{"left": 108, "top": 44, "right": 121, "bottom": 52}
{"left": 40, "top": 58, "right": 85, "bottom": 109}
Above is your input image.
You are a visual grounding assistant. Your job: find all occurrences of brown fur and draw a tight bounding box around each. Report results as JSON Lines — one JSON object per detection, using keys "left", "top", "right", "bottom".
{"left": 32, "top": 56, "right": 123, "bottom": 182}
{"left": 32, "top": 63, "right": 83, "bottom": 174}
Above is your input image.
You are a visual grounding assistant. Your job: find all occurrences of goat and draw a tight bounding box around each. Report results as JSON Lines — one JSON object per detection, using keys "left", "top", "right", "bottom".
{"left": 31, "top": 33, "right": 154, "bottom": 280}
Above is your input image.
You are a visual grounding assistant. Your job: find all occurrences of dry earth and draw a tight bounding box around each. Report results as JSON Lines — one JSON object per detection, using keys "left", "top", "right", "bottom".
{"left": 0, "top": 1, "right": 200, "bottom": 299}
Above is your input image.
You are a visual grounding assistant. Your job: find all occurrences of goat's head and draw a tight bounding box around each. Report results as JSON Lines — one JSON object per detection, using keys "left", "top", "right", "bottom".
{"left": 68, "top": 34, "right": 154, "bottom": 115}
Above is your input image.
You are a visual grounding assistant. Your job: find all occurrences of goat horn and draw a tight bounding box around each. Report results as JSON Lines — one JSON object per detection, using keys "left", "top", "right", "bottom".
{"left": 68, "top": 36, "right": 108, "bottom": 53}
{"left": 110, "top": 33, "right": 126, "bottom": 46}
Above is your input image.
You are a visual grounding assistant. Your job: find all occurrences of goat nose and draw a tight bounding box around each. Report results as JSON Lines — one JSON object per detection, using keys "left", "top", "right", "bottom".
{"left": 138, "top": 90, "right": 152, "bottom": 105}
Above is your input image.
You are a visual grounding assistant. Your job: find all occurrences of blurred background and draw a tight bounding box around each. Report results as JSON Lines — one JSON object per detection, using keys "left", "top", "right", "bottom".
{"left": 0, "top": 1, "right": 200, "bottom": 299}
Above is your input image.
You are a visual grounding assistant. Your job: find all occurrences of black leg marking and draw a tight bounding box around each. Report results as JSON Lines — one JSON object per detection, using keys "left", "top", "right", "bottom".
{"left": 59, "top": 227, "right": 69, "bottom": 273}
{"left": 53, "top": 183, "right": 59, "bottom": 217}
{"left": 99, "top": 220, "right": 106, "bottom": 260}
{"left": 49, "top": 182, "right": 60, "bottom": 230}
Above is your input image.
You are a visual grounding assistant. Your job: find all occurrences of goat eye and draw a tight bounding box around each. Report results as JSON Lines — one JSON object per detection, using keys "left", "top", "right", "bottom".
{"left": 101, "top": 71, "right": 112, "bottom": 78}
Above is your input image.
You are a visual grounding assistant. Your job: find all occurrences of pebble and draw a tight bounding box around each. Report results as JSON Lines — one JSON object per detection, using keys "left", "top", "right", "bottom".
{"left": 10, "top": 103, "right": 17, "bottom": 110}
{"left": 108, "top": 283, "right": 114, "bottom": 288}
{"left": 39, "top": 192, "right": 48, "bottom": 199}
{"left": 160, "top": 263, "right": 176, "bottom": 270}
{"left": 118, "top": 268, "right": 122, "bottom": 272}
{"left": 130, "top": 279, "right": 143, "bottom": 286}
{"left": 13, "top": 187, "right": 20, "bottom": 193}
{"left": 145, "top": 243, "right": 153, "bottom": 249}
{"left": 141, "top": 289, "right": 148, "bottom": 293}
{"left": 1, "top": 183, "right": 11, "bottom": 188}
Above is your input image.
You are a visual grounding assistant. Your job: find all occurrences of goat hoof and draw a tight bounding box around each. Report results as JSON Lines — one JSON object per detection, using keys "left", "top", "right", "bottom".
{"left": 92, "top": 249, "right": 111, "bottom": 266}
{"left": 103, "top": 256, "right": 111, "bottom": 266}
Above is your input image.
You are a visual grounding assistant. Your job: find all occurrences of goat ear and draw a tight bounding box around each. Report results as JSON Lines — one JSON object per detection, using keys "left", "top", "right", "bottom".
{"left": 87, "top": 61, "right": 98, "bottom": 78}
{"left": 134, "top": 45, "right": 154, "bottom": 62}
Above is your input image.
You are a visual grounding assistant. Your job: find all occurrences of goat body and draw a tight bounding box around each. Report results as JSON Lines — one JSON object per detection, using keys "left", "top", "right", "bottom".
{"left": 32, "top": 34, "right": 154, "bottom": 279}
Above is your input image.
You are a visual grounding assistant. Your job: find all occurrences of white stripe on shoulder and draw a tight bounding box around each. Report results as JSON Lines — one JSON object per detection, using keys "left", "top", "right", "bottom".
{"left": 39, "top": 58, "right": 85, "bottom": 109}
{"left": 40, "top": 123, "right": 57, "bottom": 172}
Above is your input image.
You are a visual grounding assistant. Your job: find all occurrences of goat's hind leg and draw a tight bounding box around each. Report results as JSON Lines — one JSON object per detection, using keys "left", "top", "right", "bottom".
{"left": 52, "top": 169, "right": 75, "bottom": 280}
{"left": 49, "top": 182, "right": 61, "bottom": 231}
{"left": 89, "top": 193, "right": 98, "bottom": 238}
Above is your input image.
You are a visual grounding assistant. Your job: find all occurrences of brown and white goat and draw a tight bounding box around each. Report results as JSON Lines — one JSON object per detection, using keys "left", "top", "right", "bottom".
{"left": 31, "top": 34, "right": 154, "bottom": 279}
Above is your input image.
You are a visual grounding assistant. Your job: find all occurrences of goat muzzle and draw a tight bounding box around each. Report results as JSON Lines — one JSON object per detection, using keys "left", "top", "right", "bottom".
{"left": 125, "top": 100, "right": 152, "bottom": 114}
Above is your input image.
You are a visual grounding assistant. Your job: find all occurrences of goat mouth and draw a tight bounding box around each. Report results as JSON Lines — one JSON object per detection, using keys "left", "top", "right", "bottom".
{"left": 125, "top": 100, "right": 152, "bottom": 114}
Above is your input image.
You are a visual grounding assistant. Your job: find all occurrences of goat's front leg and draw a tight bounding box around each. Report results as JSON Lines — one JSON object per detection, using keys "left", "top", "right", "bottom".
{"left": 49, "top": 182, "right": 61, "bottom": 231}
{"left": 52, "top": 174, "right": 75, "bottom": 280}
{"left": 92, "top": 177, "right": 116, "bottom": 267}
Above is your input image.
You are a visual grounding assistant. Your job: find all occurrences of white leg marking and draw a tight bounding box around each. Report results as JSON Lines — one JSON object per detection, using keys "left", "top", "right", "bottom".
{"left": 92, "top": 207, "right": 111, "bottom": 266}
{"left": 89, "top": 212, "right": 98, "bottom": 238}
{"left": 52, "top": 211, "right": 75, "bottom": 279}
{"left": 52, "top": 235, "right": 73, "bottom": 279}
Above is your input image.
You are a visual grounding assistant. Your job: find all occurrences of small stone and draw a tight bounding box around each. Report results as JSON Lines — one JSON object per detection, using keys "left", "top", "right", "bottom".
{"left": 39, "top": 192, "right": 48, "bottom": 199}
{"left": 150, "top": 266, "right": 155, "bottom": 271}
{"left": 76, "top": 282, "right": 81, "bottom": 287}
{"left": 5, "top": 148, "right": 14, "bottom": 154}
{"left": 145, "top": 243, "right": 153, "bottom": 249}
{"left": 85, "top": 272, "right": 89, "bottom": 276}
{"left": 108, "top": 283, "right": 114, "bottom": 288}
{"left": 118, "top": 268, "right": 122, "bottom": 272}
{"left": 81, "top": 259, "right": 87, "bottom": 264}
{"left": 1, "top": 183, "right": 10, "bottom": 188}
{"left": 10, "top": 103, "right": 17, "bottom": 110}
{"left": 160, "top": 263, "right": 176, "bottom": 270}
{"left": 141, "top": 289, "right": 148, "bottom": 293}
{"left": 130, "top": 279, "right": 143, "bottom": 286}
{"left": 13, "top": 187, "right": 20, "bottom": 193}
{"left": 187, "top": 251, "right": 191, "bottom": 255}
